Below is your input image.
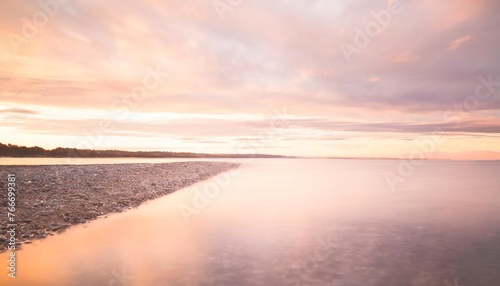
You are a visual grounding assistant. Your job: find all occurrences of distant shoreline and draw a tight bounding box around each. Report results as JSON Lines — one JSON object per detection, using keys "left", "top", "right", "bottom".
{"left": 1, "top": 143, "right": 498, "bottom": 161}
{"left": 0, "top": 142, "right": 290, "bottom": 159}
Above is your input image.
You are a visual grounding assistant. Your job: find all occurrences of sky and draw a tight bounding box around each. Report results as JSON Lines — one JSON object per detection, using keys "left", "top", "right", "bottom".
{"left": 1, "top": 0, "right": 500, "bottom": 159}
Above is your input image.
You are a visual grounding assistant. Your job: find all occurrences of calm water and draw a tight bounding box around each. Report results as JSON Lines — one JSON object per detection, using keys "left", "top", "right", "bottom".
{"left": 1, "top": 159, "right": 500, "bottom": 285}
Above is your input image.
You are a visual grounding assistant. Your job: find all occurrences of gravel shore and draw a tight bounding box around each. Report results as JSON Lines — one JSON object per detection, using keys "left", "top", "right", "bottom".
{"left": 0, "top": 161, "right": 239, "bottom": 252}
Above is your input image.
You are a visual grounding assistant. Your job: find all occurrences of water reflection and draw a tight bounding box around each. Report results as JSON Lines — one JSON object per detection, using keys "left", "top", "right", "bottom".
{"left": 1, "top": 159, "right": 500, "bottom": 285}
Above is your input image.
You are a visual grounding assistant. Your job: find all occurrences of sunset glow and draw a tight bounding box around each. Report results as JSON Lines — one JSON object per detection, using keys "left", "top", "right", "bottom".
{"left": 1, "top": 0, "right": 500, "bottom": 159}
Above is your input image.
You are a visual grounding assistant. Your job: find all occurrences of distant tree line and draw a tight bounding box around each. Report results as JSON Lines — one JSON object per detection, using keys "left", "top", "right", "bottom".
{"left": 0, "top": 142, "right": 287, "bottom": 158}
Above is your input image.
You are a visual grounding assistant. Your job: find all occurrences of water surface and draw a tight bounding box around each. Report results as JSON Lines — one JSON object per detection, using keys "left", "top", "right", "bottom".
{"left": 1, "top": 159, "right": 499, "bottom": 285}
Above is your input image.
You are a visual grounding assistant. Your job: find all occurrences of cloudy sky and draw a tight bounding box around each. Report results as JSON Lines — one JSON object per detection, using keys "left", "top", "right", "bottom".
{"left": 1, "top": 0, "right": 500, "bottom": 159}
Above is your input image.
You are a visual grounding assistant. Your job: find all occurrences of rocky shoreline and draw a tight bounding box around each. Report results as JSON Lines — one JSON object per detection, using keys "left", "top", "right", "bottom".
{"left": 0, "top": 162, "right": 239, "bottom": 252}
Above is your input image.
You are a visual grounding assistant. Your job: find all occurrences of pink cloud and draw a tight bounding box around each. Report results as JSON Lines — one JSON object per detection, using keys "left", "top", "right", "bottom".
{"left": 1, "top": 0, "right": 499, "bottom": 158}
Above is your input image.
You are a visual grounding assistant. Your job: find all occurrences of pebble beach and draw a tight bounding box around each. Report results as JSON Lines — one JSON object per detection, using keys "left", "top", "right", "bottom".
{"left": 0, "top": 161, "right": 239, "bottom": 252}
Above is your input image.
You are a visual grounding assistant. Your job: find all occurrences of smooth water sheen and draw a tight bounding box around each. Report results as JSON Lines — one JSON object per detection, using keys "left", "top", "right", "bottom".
{"left": 1, "top": 159, "right": 500, "bottom": 285}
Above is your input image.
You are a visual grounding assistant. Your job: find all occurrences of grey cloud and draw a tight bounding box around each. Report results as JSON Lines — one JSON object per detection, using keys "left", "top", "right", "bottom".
{"left": 0, "top": 108, "right": 38, "bottom": 115}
